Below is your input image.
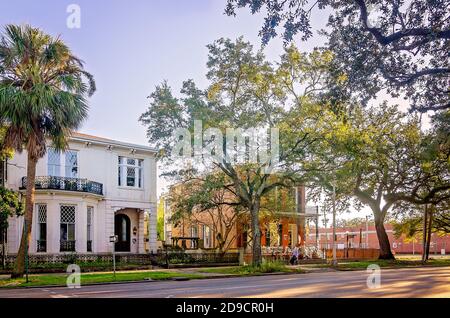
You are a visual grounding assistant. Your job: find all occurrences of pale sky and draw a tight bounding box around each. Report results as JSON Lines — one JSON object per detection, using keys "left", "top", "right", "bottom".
{"left": 1, "top": 1, "right": 373, "bottom": 220}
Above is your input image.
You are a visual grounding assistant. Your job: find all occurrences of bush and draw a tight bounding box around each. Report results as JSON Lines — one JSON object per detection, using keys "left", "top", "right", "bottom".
{"left": 235, "top": 260, "right": 288, "bottom": 274}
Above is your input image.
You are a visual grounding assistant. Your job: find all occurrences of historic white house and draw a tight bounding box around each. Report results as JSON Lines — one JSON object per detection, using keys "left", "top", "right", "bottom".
{"left": 3, "top": 132, "right": 158, "bottom": 255}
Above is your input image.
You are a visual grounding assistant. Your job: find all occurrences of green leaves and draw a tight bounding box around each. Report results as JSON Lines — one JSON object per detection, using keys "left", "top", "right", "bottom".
{"left": 0, "top": 186, "right": 23, "bottom": 231}
{"left": 0, "top": 24, "right": 95, "bottom": 158}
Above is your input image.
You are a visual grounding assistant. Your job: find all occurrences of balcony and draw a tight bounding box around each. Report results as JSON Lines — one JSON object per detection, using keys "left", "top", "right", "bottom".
{"left": 21, "top": 176, "right": 103, "bottom": 196}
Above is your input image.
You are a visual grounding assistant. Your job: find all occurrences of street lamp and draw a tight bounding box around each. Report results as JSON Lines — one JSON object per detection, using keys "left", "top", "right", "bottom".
{"left": 331, "top": 183, "right": 337, "bottom": 267}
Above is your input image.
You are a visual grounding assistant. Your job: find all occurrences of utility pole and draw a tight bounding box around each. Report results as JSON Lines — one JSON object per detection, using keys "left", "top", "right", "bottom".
{"left": 331, "top": 183, "right": 337, "bottom": 267}
{"left": 315, "top": 206, "right": 319, "bottom": 249}
{"left": 323, "top": 208, "right": 328, "bottom": 251}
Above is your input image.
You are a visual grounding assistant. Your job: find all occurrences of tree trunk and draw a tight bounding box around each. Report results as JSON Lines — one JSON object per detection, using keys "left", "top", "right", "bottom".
{"left": 250, "top": 200, "right": 262, "bottom": 266}
{"left": 11, "top": 153, "right": 37, "bottom": 278}
{"left": 425, "top": 206, "right": 433, "bottom": 261}
{"left": 374, "top": 215, "right": 395, "bottom": 260}
{"left": 422, "top": 204, "right": 428, "bottom": 263}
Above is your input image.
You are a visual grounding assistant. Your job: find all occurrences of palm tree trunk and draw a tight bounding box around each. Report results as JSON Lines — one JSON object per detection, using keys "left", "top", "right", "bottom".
{"left": 11, "top": 152, "right": 37, "bottom": 278}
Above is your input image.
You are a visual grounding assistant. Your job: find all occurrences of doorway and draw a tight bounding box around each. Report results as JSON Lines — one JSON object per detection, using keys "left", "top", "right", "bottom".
{"left": 115, "top": 214, "right": 130, "bottom": 252}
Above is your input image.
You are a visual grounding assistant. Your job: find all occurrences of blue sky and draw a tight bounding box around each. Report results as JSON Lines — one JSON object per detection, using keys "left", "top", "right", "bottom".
{"left": 1, "top": 1, "right": 369, "bottom": 220}
{"left": 0, "top": 0, "right": 328, "bottom": 145}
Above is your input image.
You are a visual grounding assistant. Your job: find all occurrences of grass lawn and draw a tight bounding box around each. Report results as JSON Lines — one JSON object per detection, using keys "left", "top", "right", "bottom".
{"left": 201, "top": 262, "right": 304, "bottom": 276}
{"left": 322, "top": 258, "right": 450, "bottom": 270}
{"left": 0, "top": 271, "right": 204, "bottom": 288}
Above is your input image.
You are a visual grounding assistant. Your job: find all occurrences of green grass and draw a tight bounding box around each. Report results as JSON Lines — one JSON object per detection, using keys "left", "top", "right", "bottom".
{"left": 201, "top": 261, "right": 303, "bottom": 276}
{"left": 317, "top": 258, "right": 450, "bottom": 270}
{"left": 0, "top": 271, "right": 204, "bottom": 288}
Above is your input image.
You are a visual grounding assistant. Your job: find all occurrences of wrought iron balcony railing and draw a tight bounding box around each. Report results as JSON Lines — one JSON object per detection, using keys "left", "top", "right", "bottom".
{"left": 60, "top": 240, "right": 76, "bottom": 252}
{"left": 21, "top": 176, "right": 103, "bottom": 196}
{"left": 37, "top": 240, "right": 46, "bottom": 252}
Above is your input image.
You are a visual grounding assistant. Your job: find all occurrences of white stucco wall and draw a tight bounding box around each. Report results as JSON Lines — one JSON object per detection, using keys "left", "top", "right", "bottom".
{"left": 5, "top": 136, "right": 158, "bottom": 254}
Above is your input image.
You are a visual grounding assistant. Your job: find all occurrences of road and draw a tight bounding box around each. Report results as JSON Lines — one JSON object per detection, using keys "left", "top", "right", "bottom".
{"left": 0, "top": 267, "right": 449, "bottom": 298}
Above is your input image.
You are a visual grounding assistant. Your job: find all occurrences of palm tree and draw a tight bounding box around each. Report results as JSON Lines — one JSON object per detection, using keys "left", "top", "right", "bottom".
{"left": 0, "top": 24, "right": 95, "bottom": 278}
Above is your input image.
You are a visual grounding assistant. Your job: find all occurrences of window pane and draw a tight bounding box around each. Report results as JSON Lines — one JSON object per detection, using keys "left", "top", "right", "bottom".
{"left": 60, "top": 224, "right": 67, "bottom": 240}
{"left": 65, "top": 150, "right": 78, "bottom": 178}
{"left": 118, "top": 166, "right": 122, "bottom": 186}
{"left": 127, "top": 167, "right": 135, "bottom": 187}
{"left": 138, "top": 167, "right": 142, "bottom": 188}
{"left": 39, "top": 223, "right": 47, "bottom": 240}
{"left": 60, "top": 205, "right": 76, "bottom": 223}
{"left": 48, "top": 148, "right": 60, "bottom": 176}
{"left": 127, "top": 158, "right": 136, "bottom": 166}
{"left": 68, "top": 224, "right": 75, "bottom": 240}
{"left": 87, "top": 207, "right": 93, "bottom": 241}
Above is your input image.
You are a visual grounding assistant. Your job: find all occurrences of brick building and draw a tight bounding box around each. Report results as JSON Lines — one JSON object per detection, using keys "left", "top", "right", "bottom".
{"left": 306, "top": 224, "right": 450, "bottom": 255}
{"left": 165, "top": 185, "right": 319, "bottom": 251}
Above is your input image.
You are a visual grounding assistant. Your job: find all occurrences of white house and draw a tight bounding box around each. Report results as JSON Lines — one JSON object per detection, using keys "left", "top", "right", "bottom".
{"left": 3, "top": 132, "right": 158, "bottom": 255}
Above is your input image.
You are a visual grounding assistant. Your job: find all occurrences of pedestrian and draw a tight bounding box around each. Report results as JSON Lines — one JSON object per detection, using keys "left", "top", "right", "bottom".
{"left": 290, "top": 245, "right": 299, "bottom": 265}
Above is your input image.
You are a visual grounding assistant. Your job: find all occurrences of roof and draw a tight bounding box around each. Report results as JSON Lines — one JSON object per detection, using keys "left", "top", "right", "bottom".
{"left": 70, "top": 132, "right": 158, "bottom": 153}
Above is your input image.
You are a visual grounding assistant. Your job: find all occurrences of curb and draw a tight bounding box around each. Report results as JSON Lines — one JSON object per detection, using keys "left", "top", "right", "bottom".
{"left": 0, "top": 270, "right": 311, "bottom": 289}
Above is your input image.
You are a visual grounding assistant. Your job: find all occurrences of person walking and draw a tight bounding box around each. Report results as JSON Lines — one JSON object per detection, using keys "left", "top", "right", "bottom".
{"left": 290, "top": 245, "right": 300, "bottom": 265}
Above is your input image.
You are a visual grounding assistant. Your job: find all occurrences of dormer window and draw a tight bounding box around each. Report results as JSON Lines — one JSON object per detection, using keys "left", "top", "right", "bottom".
{"left": 118, "top": 156, "right": 143, "bottom": 188}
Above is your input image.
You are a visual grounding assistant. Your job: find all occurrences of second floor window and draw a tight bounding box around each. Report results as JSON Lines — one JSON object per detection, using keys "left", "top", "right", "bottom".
{"left": 65, "top": 150, "right": 78, "bottom": 178}
{"left": 118, "top": 156, "right": 143, "bottom": 188}
{"left": 48, "top": 148, "right": 78, "bottom": 178}
{"left": 48, "top": 148, "right": 61, "bottom": 176}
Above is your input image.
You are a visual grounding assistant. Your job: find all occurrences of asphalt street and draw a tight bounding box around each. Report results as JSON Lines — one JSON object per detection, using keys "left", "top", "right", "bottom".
{"left": 0, "top": 266, "right": 448, "bottom": 298}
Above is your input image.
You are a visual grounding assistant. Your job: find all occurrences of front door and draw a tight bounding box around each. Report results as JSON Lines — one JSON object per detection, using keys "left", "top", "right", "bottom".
{"left": 115, "top": 214, "right": 130, "bottom": 252}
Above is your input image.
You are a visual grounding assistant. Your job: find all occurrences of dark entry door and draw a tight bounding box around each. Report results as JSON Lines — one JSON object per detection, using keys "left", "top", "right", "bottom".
{"left": 115, "top": 214, "right": 130, "bottom": 252}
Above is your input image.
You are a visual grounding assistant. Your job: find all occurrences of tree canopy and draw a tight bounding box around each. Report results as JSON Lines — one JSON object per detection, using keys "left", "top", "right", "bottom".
{"left": 225, "top": 0, "right": 450, "bottom": 112}
{"left": 140, "top": 38, "right": 342, "bottom": 264}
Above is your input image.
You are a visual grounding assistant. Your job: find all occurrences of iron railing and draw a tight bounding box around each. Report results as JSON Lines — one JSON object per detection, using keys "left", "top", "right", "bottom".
{"left": 21, "top": 176, "right": 103, "bottom": 196}
{"left": 37, "top": 240, "right": 46, "bottom": 253}
{"left": 60, "top": 240, "right": 76, "bottom": 252}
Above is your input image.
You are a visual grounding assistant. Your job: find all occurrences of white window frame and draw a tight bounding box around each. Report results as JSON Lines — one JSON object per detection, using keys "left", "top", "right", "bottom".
{"left": 64, "top": 150, "right": 79, "bottom": 178}
{"left": 190, "top": 224, "right": 199, "bottom": 238}
{"left": 60, "top": 204, "right": 76, "bottom": 241}
{"left": 36, "top": 204, "right": 47, "bottom": 245}
{"left": 47, "top": 148, "right": 79, "bottom": 178}
{"left": 203, "top": 225, "right": 212, "bottom": 248}
{"left": 87, "top": 206, "right": 93, "bottom": 241}
{"left": 118, "top": 156, "right": 144, "bottom": 188}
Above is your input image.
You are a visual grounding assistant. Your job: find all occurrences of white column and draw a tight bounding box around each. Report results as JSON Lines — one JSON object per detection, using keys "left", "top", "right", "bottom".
{"left": 138, "top": 210, "right": 145, "bottom": 254}
{"left": 105, "top": 206, "right": 121, "bottom": 253}
{"left": 47, "top": 200, "right": 59, "bottom": 253}
{"left": 147, "top": 204, "right": 158, "bottom": 253}
{"left": 76, "top": 201, "right": 87, "bottom": 253}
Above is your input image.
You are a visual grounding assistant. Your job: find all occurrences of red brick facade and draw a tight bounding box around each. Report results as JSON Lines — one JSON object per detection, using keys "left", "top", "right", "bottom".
{"left": 306, "top": 224, "right": 450, "bottom": 255}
